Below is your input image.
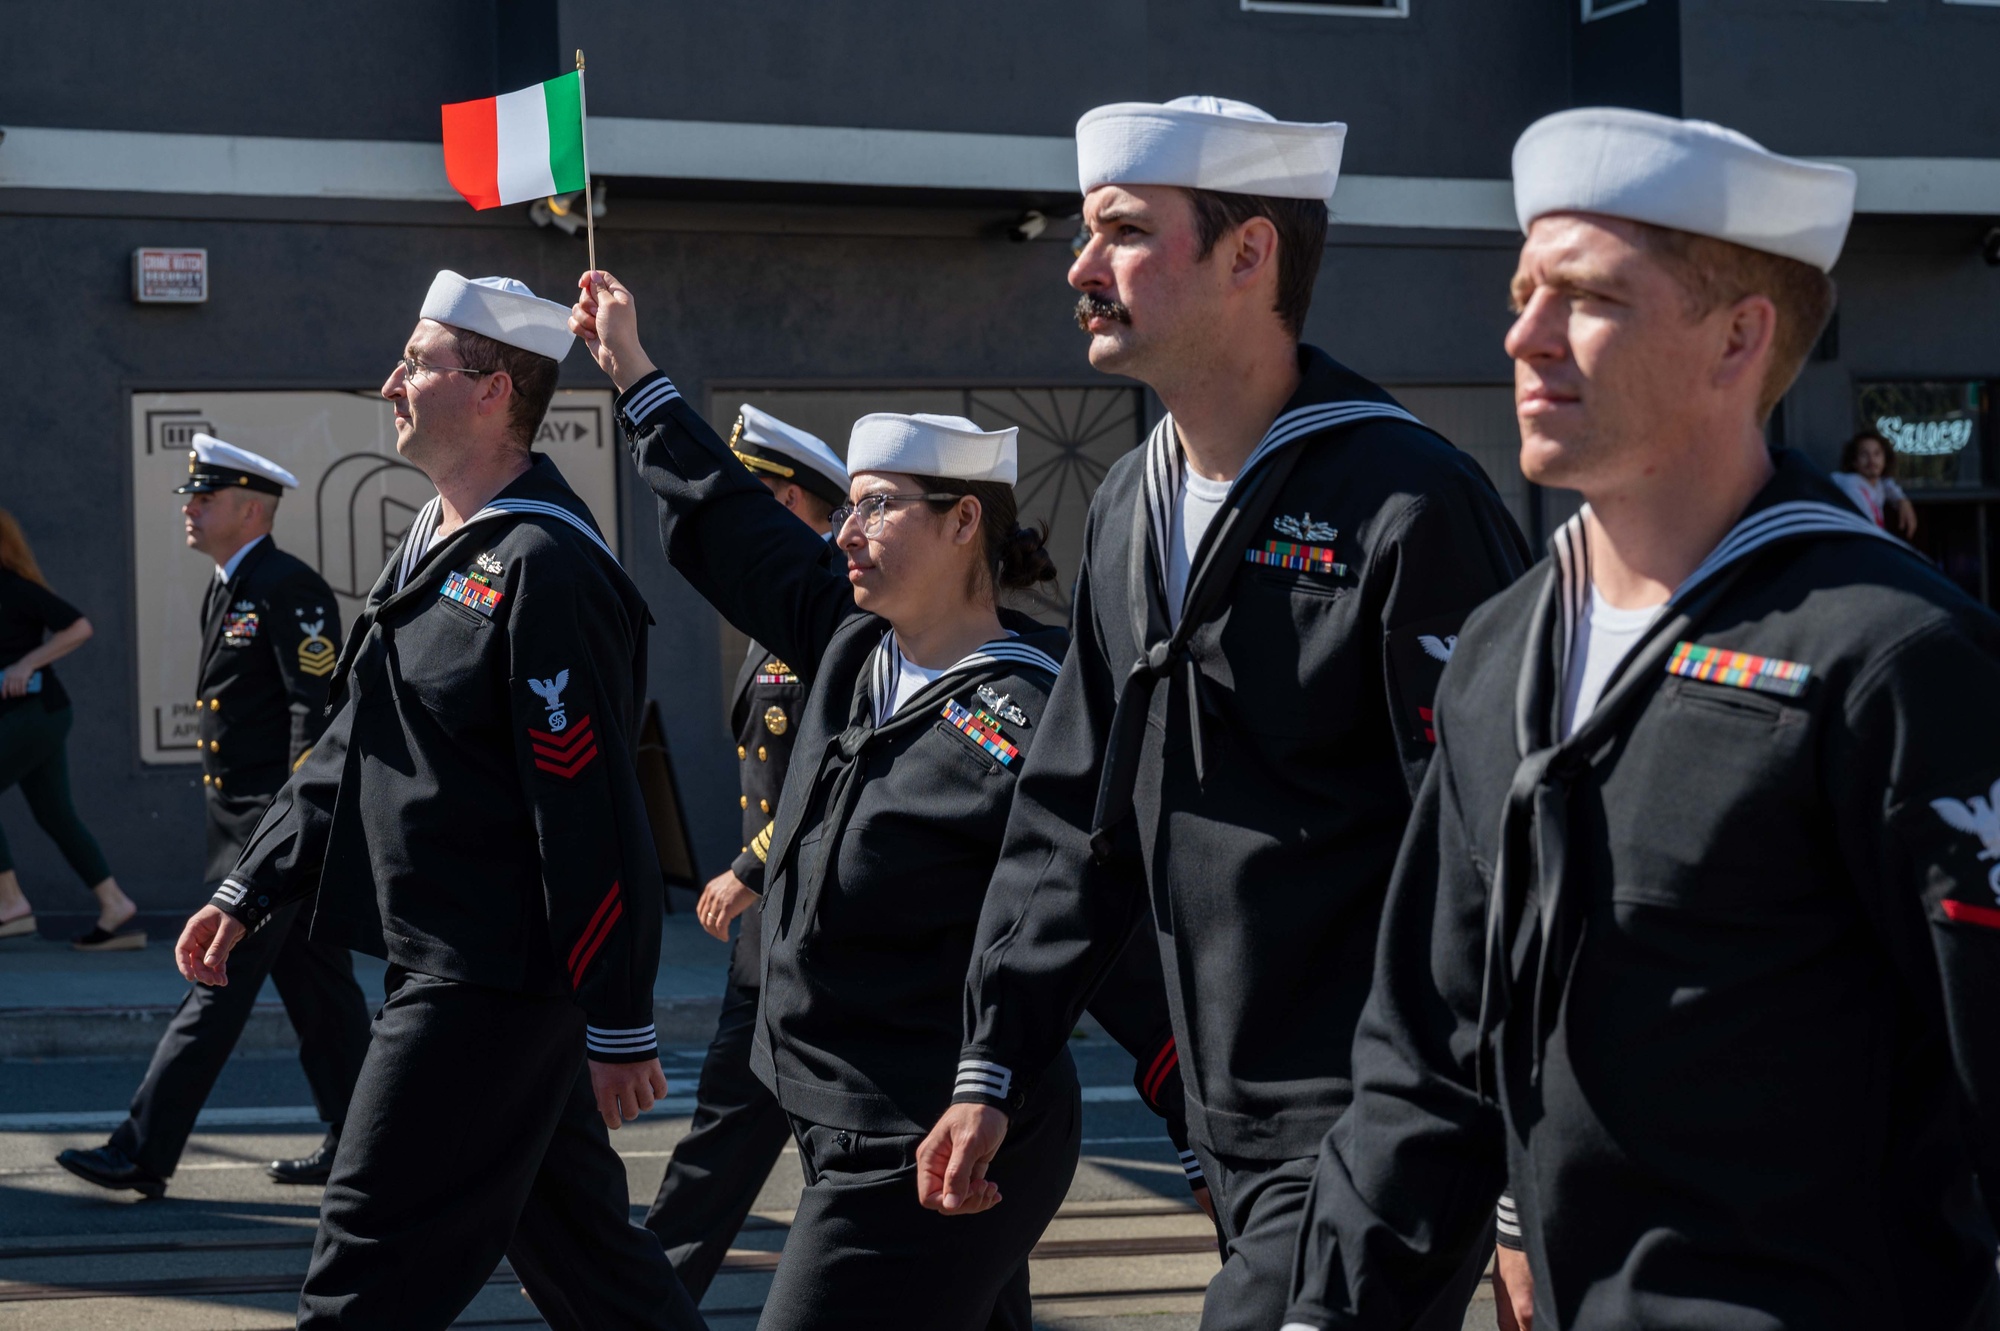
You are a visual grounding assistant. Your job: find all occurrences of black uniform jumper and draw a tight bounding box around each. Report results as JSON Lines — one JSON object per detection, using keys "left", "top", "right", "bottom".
{"left": 212, "top": 457, "right": 701, "bottom": 1331}
{"left": 618, "top": 371, "right": 1192, "bottom": 1330}
{"left": 643, "top": 636, "right": 804, "bottom": 1298}
{"left": 953, "top": 348, "right": 1529, "bottom": 1331}
{"left": 1283, "top": 453, "right": 2000, "bottom": 1331}
{"left": 111, "top": 536, "right": 372, "bottom": 1181}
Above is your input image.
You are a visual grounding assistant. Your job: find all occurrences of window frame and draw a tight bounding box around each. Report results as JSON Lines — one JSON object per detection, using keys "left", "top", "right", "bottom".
{"left": 1240, "top": 0, "right": 1409, "bottom": 16}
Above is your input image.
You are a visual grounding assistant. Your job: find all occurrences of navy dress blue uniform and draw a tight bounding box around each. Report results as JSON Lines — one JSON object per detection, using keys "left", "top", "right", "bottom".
{"left": 642, "top": 638, "right": 800, "bottom": 1298}
{"left": 1283, "top": 456, "right": 2000, "bottom": 1331}
{"left": 111, "top": 535, "right": 371, "bottom": 1183}
{"left": 212, "top": 456, "right": 702, "bottom": 1331}
{"left": 950, "top": 349, "right": 1529, "bottom": 1331}
{"left": 618, "top": 372, "right": 1195, "bottom": 1330}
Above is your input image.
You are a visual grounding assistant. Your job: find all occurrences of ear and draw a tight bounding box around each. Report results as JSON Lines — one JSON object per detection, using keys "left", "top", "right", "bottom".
{"left": 953, "top": 495, "right": 984, "bottom": 547}
{"left": 1713, "top": 293, "right": 1779, "bottom": 397}
{"left": 475, "top": 368, "right": 515, "bottom": 421}
{"left": 1228, "top": 215, "right": 1281, "bottom": 293}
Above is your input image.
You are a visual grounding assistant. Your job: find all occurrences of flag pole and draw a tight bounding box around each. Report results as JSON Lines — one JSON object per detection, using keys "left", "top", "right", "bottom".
{"left": 575, "top": 48, "right": 596, "bottom": 275}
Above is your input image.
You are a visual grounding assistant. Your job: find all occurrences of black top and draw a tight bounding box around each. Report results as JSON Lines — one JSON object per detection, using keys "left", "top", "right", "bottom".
{"left": 1284, "top": 453, "right": 2000, "bottom": 1331}
{"left": 195, "top": 537, "right": 341, "bottom": 792}
{"left": 618, "top": 370, "right": 1194, "bottom": 1145}
{"left": 0, "top": 569, "right": 81, "bottom": 715}
{"left": 725, "top": 636, "right": 805, "bottom": 990}
{"left": 955, "top": 347, "right": 1531, "bottom": 1161}
{"left": 211, "top": 456, "right": 665, "bottom": 1064}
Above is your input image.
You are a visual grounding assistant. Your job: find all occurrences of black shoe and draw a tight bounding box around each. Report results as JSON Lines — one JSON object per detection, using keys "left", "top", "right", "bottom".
{"left": 267, "top": 1131, "right": 338, "bottom": 1184}
{"left": 55, "top": 1144, "right": 166, "bottom": 1199}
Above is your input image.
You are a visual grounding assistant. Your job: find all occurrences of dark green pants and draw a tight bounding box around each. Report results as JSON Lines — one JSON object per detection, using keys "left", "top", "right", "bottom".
{"left": 0, "top": 703, "right": 111, "bottom": 886}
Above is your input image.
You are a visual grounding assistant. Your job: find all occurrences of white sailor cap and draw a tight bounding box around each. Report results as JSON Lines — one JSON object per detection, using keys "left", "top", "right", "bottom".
{"left": 1076, "top": 95, "right": 1346, "bottom": 201}
{"left": 1512, "top": 107, "right": 1857, "bottom": 272}
{"left": 731, "top": 404, "right": 852, "bottom": 506}
{"left": 848, "top": 414, "right": 1018, "bottom": 486}
{"left": 419, "top": 270, "right": 576, "bottom": 362}
{"left": 174, "top": 432, "right": 298, "bottom": 496}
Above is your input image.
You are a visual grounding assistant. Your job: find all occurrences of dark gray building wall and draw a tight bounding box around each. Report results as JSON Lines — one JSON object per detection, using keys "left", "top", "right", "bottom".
{"left": 1681, "top": 0, "right": 2000, "bottom": 158}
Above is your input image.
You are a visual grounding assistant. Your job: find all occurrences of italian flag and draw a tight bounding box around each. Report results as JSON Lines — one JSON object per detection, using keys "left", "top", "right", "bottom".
{"left": 441, "top": 71, "right": 588, "bottom": 210}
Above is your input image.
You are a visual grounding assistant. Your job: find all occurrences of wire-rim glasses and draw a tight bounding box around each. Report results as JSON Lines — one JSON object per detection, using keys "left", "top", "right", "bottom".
{"left": 829, "top": 492, "right": 963, "bottom": 538}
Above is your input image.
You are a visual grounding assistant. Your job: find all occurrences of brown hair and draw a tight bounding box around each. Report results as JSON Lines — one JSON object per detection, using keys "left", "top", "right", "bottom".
{"left": 1184, "top": 188, "right": 1328, "bottom": 338}
{"left": 911, "top": 475, "right": 1058, "bottom": 596}
{"left": 1628, "top": 222, "right": 1836, "bottom": 424}
{"left": 1840, "top": 429, "right": 1896, "bottom": 478}
{"left": 0, "top": 508, "right": 48, "bottom": 587}
{"left": 444, "top": 326, "right": 562, "bottom": 449}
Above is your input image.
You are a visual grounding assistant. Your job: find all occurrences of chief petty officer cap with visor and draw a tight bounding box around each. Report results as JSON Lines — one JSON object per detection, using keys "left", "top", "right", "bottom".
{"left": 1075, "top": 94, "right": 1346, "bottom": 201}
{"left": 729, "top": 404, "right": 851, "bottom": 507}
{"left": 175, "top": 433, "right": 298, "bottom": 497}
{"left": 419, "top": 270, "right": 577, "bottom": 362}
{"left": 1511, "top": 106, "right": 1858, "bottom": 271}
{"left": 846, "top": 413, "right": 1018, "bottom": 485}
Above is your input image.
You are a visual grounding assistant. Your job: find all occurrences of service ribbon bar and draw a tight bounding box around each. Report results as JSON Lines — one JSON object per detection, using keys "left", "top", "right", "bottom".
{"left": 1245, "top": 539, "right": 1346, "bottom": 576}
{"left": 1665, "top": 641, "right": 1811, "bottom": 698}
{"left": 942, "top": 699, "right": 1020, "bottom": 766}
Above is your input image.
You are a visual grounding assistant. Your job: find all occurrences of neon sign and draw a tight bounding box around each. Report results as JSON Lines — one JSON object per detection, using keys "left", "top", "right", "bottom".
{"left": 1877, "top": 414, "right": 1975, "bottom": 457}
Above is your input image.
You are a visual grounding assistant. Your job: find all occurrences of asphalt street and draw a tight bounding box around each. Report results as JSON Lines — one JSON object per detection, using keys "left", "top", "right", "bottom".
{"left": 0, "top": 1028, "right": 1500, "bottom": 1329}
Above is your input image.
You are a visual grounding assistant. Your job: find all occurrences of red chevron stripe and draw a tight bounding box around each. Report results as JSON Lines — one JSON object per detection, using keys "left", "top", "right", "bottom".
{"left": 529, "top": 714, "right": 594, "bottom": 749}
{"left": 1142, "top": 1038, "right": 1179, "bottom": 1105}
{"left": 571, "top": 899, "right": 624, "bottom": 987}
{"left": 1942, "top": 899, "right": 2000, "bottom": 930}
{"left": 534, "top": 743, "right": 599, "bottom": 779}
{"left": 531, "top": 719, "right": 596, "bottom": 761}
{"left": 567, "top": 881, "right": 622, "bottom": 975}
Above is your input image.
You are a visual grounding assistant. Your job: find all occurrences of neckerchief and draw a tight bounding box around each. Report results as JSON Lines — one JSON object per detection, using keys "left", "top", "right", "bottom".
{"left": 772, "top": 626, "right": 1062, "bottom": 941}
{"left": 1480, "top": 492, "right": 1913, "bottom": 1090}
{"left": 1088, "top": 394, "right": 1425, "bottom": 865}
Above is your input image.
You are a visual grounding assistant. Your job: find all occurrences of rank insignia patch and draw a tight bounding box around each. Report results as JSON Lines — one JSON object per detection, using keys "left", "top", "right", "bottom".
{"left": 764, "top": 706, "right": 789, "bottom": 736}
{"left": 296, "top": 619, "right": 336, "bottom": 677}
{"left": 942, "top": 699, "right": 1020, "bottom": 766}
{"left": 1665, "top": 642, "right": 1810, "bottom": 698}
{"left": 441, "top": 570, "right": 503, "bottom": 617}
{"left": 221, "top": 609, "right": 259, "bottom": 646}
{"left": 976, "top": 685, "right": 1029, "bottom": 727}
{"left": 528, "top": 669, "right": 572, "bottom": 732}
{"left": 1246, "top": 540, "right": 1346, "bottom": 576}
{"left": 531, "top": 712, "right": 598, "bottom": 779}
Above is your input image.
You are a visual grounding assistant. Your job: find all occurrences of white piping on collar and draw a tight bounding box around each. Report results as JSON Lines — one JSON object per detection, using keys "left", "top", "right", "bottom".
{"left": 1142, "top": 397, "right": 1424, "bottom": 590}
{"left": 392, "top": 495, "right": 615, "bottom": 592}
{"left": 867, "top": 628, "right": 1062, "bottom": 727}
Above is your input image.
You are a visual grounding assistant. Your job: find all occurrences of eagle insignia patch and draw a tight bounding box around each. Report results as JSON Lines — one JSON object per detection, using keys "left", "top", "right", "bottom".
{"left": 527, "top": 669, "right": 572, "bottom": 732}
{"left": 296, "top": 619, "right": 336, "bottom": 677}
{"left": 1418, "top": 635, "right": 1457, "bottom": 662}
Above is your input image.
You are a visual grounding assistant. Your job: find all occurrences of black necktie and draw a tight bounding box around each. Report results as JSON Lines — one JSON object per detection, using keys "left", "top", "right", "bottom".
{"left": 203, "top": 576, "right": 227, "bottom": 631}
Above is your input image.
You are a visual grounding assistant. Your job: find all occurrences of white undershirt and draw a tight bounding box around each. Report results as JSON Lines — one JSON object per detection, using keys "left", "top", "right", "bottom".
{"left": 1560, "top": 583, "right": 1667, "bottom": 739}
{"left": 214, "top": 534, "right": 266, "bottom": 583}
{"left": 888, "top": 654, "right": 947, "bottom": 717}
{"left": 1168, "top": 471, "right": 1233, "bottom": 625}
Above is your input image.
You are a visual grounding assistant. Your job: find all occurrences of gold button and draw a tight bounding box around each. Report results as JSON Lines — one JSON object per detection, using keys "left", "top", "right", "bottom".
{"left": 214, "top": 776, "right": 222, "bottom": 790}
{"left": 209, "top": 740, "right": 219, "bottom": 752}
{"left": 759, "top": 798, "right": 770, "bottom": 814}
{"left": 202, "top": 774, "right": 212, "bottom": 786}
{"left": 209, "top": 698, "right": 220, "bottom": 711}
{"left": 757, "top": 745, "right": 767, "bottom": 762}
{"left": 740, "top": 795, "right": 749, "bottom": 809}
{"left": 737, "top": 746, "right": 746, "bottom": 760}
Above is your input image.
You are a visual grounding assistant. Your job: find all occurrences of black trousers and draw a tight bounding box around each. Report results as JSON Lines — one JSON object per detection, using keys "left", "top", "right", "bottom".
{"left": 298, "top": 968, "right": 704, "bottom": 1331}
{"left": 1194, "top": 1146, "right": 1492, "bottom": 1331}
{"left": 757, "top": 1063, "right": 1081, "bottom": 1331}
{"left": 644, "top": 976, "right": 791, "bottom": 1300}
{"left": 110, "top": 898, "right": 370, "bottom": 1178}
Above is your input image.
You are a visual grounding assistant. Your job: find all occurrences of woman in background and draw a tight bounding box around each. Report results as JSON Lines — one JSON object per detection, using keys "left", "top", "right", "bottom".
{"left": 0, "top": 508, "right": 142, "bottom": 950}
{"left": 1833, "top": 429, "right": 1918, "bottom": 539}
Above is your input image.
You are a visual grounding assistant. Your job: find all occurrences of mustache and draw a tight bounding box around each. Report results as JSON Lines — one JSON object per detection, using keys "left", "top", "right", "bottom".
{"left": 1073, "top": 292, "right": 1132, "bottom": 331}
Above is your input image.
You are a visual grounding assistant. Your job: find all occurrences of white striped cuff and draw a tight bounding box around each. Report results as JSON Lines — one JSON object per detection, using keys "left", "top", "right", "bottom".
{"left": 1279, "top": 1324, "right": 1323, "bottom": 1331}
{"left": 586, "top": 1023, "right": 658, "bottom": 1056}
{"left": 1496, "top": 1191, "right": 1522, "bottom": 1241}
{"left": 212, "top": 879, "right": 250, "bottom": 908}
{"left": 953, "top": 1058, "right": 1014, "bottom": 1101}
{"left": 1178, "top": 1149, "right": 1204, "bottom": 1183}
{"left": 618, "top": 375, "right": 681, "bottom": 430}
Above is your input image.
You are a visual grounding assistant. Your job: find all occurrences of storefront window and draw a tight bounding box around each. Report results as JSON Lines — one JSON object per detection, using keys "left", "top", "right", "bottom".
{"left": 1854, "top": 380, "right": 1985, "bottom": 490}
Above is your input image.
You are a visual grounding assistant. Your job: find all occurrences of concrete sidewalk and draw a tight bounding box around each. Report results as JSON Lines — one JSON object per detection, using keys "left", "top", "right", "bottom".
{"left": 0, "top": 893, "right": 731, "bottom": 1059}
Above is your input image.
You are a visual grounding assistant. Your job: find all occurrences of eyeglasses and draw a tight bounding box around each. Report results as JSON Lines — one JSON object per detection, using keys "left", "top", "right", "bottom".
{"left": 829, "top": 493, "right": 962, "bottom": 538}
{"left": 396, "top": 355, "right": 491, "bottom": 382}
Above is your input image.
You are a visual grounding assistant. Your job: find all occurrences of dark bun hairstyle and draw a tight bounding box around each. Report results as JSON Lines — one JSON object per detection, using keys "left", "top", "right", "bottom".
{"left": 912, "top": 475, "right": 1059, "bottom": 593}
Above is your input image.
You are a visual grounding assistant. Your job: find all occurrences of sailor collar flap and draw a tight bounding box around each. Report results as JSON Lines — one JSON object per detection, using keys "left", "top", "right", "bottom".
{"left": 1088, "top": 355, "right": 1427, "bottom": 864}
{"left": 1481, "top": 453, "right": 1919, "bottom": 1090}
